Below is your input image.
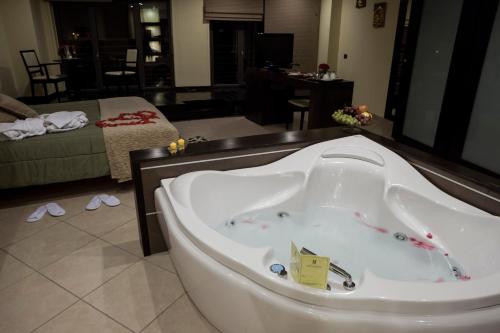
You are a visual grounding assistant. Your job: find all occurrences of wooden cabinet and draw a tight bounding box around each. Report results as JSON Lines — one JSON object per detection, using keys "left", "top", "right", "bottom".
{"left": 244, "top": 68, "right": 354, "bottom": 129}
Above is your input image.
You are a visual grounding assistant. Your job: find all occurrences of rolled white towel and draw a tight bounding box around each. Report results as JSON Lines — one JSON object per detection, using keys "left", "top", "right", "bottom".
{"left": 40, "top": 111, "right": 89, "bottom": 132}
{"left": 0, "top": 118, "right": 46, "bottom": 140}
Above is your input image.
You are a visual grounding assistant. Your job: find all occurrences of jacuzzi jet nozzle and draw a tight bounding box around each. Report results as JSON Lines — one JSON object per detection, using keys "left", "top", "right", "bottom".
{"left": 394, "top": 232, "right": 408, "bottom": 241}
{"left": 343, "top": 280, "right": 356, "bottom": 291}
{"left": 270, "top": 264, "right": 287, "bottom": 277}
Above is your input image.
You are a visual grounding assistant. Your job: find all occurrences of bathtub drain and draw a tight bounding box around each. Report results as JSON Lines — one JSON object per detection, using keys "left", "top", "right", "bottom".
{"left": 277, "top": 212, "right": 290, "bottom": 218}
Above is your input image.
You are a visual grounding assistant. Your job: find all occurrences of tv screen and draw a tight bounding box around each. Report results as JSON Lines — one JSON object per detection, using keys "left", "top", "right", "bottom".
{"left": 255, "top": 33, "right": 294, "bottom": 69}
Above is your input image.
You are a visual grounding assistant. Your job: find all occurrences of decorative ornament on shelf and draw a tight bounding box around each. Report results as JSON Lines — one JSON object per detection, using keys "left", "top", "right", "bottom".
{"left": 332, "top": 105, "right": 373, "bottom": 126}
{"left": 373, "top": 2, "right": 387, "bottom": 28}
{"left": 356, "top": 0, "right": 367, "bottom": 8}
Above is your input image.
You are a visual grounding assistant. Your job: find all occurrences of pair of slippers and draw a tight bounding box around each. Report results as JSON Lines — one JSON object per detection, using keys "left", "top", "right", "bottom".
{"left": 26, "top": 194, "right": 121, "bottom": 223}
{"left": 27, "top": 203, "right": 66, "bottom": 223}
{"left": 85, "top": 194, "right": 120, "bottom": 210}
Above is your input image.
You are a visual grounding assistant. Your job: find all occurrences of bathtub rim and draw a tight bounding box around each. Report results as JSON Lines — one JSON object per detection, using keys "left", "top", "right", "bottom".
{"left": 161, "top": 136, "right": 500, "bottom": 315}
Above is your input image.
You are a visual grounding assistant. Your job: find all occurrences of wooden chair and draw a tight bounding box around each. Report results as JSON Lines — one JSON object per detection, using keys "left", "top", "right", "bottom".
{"left": 287, "top": 98, "right": 309, "bottom": 130}
{"left": 20, "top": 50, "right": 67, "bottom": 102}
{"left": 103, "top": 49, "right": 139, "bottom": 94}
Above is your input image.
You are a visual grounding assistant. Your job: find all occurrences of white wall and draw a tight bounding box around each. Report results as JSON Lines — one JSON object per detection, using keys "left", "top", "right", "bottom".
{"left": 0, "top": 0, "right": 59, "bottom": 97}
{"left": 0, "top": 0, "right": 39, "bottom": 96}
{"left": 327, "top": 0, "right": 342, "bottom": 71}
{"left": 171, "top": 0, "right": 211, "bottom": 87}
{"left": 335, "top": 0, "right": 400, "bottom": 117}
{"left": 317, "top": 0, "right": 332, "bottom": 65}
{"left": 0, "top": 18, "right": 17, "bottom": 96}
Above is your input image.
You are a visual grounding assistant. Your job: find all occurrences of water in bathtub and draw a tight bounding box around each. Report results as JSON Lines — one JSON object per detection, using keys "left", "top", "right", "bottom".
{"left": 214, "top": 205, "right": 468, "bottom": 284}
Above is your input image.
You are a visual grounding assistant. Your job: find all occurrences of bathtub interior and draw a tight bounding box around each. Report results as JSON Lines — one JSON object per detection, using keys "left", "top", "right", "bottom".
{"left": 387, "top": 186, "right": 500, "bottom": 278}
{"left": 183, "top": 156, "right": 500, "bottom": 286}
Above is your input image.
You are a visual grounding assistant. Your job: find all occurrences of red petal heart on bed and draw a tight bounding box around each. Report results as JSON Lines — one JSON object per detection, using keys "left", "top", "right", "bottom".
{"left": 96, "top": 110, "right": 160, "bottom": 128}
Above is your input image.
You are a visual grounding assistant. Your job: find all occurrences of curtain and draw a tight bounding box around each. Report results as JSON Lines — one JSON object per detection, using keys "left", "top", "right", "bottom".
{"left": 204, "top": 0, "right": 264, "bottom": 21}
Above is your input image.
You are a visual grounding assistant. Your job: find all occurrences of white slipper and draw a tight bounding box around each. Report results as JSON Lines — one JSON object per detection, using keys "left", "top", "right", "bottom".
{"left": 99, "top": 194, "right": 120, "bottom": 207}
{"left": 27, "top": 205, "right": 48, "bottom": 223}
{"left": 86, "top": 195, "right": 102, "bottom": 210}
{"left": 46, "top": 202, "right": 66, "bottom": 217}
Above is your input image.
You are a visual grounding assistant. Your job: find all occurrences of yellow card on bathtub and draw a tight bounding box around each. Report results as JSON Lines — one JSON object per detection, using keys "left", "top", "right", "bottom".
{"left": 290, "top": 242, "right": 329, "bottom": 290}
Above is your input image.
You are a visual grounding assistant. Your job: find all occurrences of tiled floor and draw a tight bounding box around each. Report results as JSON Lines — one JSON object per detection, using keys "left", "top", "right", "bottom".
{"left": 0, "top": 184, "right": 219, "bottom": 333}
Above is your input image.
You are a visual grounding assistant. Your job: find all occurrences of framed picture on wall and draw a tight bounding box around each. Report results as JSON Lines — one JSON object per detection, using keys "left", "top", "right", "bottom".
{"left": 356, "top": 0, "right": 366, "bottom": 8}
{"left": 373, "top": 2, "right": 387, "bottom": 28}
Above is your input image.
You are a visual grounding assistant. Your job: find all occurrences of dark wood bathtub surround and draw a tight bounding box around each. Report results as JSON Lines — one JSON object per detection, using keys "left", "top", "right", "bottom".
{"left": 131, "top": 127, "right": 500, "bottom": 256}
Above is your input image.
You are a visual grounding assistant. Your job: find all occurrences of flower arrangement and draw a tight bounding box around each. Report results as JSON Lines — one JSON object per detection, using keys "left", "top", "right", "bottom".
{"left": 332, "top": 105, "right": 373, "bottom": 126}
{"left": 318, "top": 63, "right": 330, "bottom": 74}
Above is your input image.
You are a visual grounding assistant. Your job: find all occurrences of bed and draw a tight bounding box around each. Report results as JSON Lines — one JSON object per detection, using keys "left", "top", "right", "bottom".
{"left": 0, "top": 97, "right": 178, "bottom": 189}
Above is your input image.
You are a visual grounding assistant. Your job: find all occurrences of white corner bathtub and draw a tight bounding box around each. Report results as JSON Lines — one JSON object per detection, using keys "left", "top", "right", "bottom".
{"left": 154, "top": 135, "right": 500, "bottom": 333}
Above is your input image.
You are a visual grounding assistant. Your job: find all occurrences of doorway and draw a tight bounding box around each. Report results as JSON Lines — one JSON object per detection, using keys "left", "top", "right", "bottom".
{"left": 210, "top": 21, "right": 262, "bottom": 85}
{"left": 52, "top": 1, "right": 174, "bottom": 91}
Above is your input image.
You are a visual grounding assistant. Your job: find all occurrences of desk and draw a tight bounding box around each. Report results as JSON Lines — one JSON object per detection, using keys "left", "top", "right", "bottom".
{"left": 245, "top": 68, "right": 354, "bottom": 129}
{"left": 55, "top": 58, "right": 96, "bottom": 94}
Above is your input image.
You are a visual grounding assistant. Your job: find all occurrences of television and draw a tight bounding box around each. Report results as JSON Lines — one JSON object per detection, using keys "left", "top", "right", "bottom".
{"left": 255, "top": 33, "right": 294, "bottom": 69}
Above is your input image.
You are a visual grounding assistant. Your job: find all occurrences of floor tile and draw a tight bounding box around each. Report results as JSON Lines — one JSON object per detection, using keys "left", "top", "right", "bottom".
{"left": 0, "top": 250, "right": 34, "bottom": 291}
{"left": 33, "top": 301, "right": 131, "bottom": 333}
{"left": 6, "top": 223, "right": 95, "bottom": 270}
{"left": 112, "top": 187, "right": 136, "bottom": 209}
{"left": 0, "top": 272, "right": 77, "bottom": 333}
{"left": 84, "top": 261, "right": 184, "bottom": 332}
{"left": 41, "top": 239, "right": 139, "bottom": 297}
{"left": 145, "top": 251, "right": 176, "bottom": 274}
{"left": 65, "top": 205, "right": 135, "bottom": 237}
{"left": 101, "top": 219, "right": 143, "bottom": 257}
{"left": 55, "top": 192, "right": 103, "bottom": 219}
{"left": 0, "top": 203, "right": 59, "bottom": 248}
{"left": 142, "top": 295, "right": 219, "bottom": 333}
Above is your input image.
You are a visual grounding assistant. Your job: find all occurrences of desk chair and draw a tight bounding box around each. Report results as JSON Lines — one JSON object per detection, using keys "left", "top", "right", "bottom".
{"left": 287, "top": 98, "right": 309, "bottom": 130}
{"left": 20, "top": 50, "right": 67, "bottom": 102}
{"left": 104, "top": 49, "right": 139, "bottom": 94}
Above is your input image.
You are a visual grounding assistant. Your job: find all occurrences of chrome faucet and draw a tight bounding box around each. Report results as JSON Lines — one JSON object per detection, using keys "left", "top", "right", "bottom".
{"left": 301, "top": 247, "right": 356, "bottom": 291}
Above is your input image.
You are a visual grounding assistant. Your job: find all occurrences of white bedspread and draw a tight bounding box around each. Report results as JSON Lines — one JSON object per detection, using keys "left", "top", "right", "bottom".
{"left": 0, "top": 111, "right": 88, "bottom": 140}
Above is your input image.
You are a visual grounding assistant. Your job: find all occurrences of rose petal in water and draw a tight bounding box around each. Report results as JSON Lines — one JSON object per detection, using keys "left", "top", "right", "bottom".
{"left": 361, "top": 221, "right": 388, "bottom": 234}
{"left": 409, "top": 237, "right": 435, "bottom": 250}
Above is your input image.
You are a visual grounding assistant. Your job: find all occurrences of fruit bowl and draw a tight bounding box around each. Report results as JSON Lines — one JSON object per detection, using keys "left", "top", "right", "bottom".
{"left": 332, "top": 105, "right": 373, "bottom": 126}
